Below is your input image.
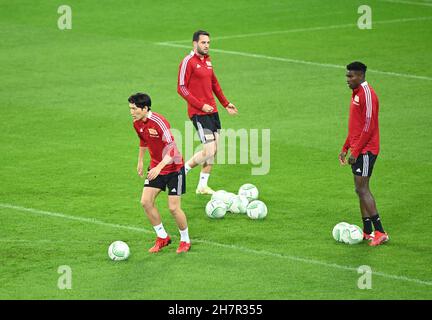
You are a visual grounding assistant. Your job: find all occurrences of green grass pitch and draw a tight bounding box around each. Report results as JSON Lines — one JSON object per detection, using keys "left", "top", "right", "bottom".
{"left": 1, "top": 0, "right": 431, "bottom": 299}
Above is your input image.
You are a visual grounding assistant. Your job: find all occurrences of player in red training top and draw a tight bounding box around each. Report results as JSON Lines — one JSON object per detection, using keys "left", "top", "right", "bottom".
{"left": 177, "top": 30, "right": 238, "bottom": 195}
{"left": 129, "top": 93, "right": 190, "bottom": 253}
{"left": 339, "top": 62, "right": 389, "bottom": 246}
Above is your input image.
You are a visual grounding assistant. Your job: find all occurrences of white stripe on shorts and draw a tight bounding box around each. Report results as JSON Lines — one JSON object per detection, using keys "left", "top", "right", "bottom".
{"left": 196, "top": 121, "right": 206, "bottom": 143}
{"left": 177, "top": 171, "right": 182, "bottom": 196}
{"left": 362, "top": 154, "right": 369, "bottom": 177}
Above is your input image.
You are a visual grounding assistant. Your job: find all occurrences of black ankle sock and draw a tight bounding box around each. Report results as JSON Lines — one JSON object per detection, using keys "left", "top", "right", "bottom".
{"left": 362, "top": 217, "right": 373, "bottom": 234}
{"left": 370, "top": 214, "right": 385, "bottom": 233}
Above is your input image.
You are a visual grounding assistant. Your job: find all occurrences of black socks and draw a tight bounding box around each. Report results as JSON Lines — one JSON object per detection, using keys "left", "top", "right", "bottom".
{"left": 370, "top": 214, "right": 385, "bottom": 233}
{"left": 362, "top": 217, "right": 373, "bottom": 234}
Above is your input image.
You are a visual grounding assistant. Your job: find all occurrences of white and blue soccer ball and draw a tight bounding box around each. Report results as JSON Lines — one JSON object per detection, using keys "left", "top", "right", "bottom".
{"left": 238, "top": 184, "right": 259, "bottom": 202}
{"left": 228, "top": 195, "right": 249, "bottom": 214}
{"left": 108, "top": 241, "right": 130, "bottom": 261}
{"left": 246, "top": 200, "right": 267, "bottom": 219}
{"left": 205, "top": 199, "right": 227, "bottom": 219}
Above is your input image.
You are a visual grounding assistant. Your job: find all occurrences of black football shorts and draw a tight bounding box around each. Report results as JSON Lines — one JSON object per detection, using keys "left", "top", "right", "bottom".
{"left": 144, "top": 166, "right": 186, "bottom": 195}
{"left": 351, "top": 152, "right": 378, "bottom": 177}
{"left": 191, "top": 112, "right": 221, "bottom": 144}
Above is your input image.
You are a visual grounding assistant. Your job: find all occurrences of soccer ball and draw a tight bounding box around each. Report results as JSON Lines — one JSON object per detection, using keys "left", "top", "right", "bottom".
{"left": 108, "top": 241, "right": 130, "bottom": 261}
{"left": 205, "top": 199, "right": 227, "bottom": 219}
{"left": 212, "top": 190, "right": 236, "bottom": 208}
{"left": 224, "top": 192, "right": 237, "bottom": 208}
{"left": 238, "top": 183, "right": 259, "bottom": 202}
{"left": 211, "top": 190, "right": 227, "bottom": 202}
{"left": 341, "top": 225, "right": 363, "bottom": 244}
{"left": 246, "top": 200, "right": 267, "bottom": 219}
{"left": 228, "top": 195, "right": 249, "bottom": 214}
{"left": 332, "top": 222, "right": 351, "bottom": 242}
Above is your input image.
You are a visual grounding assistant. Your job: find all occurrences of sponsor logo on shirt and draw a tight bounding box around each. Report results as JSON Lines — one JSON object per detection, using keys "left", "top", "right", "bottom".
{"left": 196, "top": 64, "right": 201, "bottom": 68}
{"left": 148, "top": 128, "right": 159, "bottom": 137}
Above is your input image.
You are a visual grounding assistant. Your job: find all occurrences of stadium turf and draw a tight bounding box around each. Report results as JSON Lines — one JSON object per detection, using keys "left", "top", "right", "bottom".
{"left": 1, "top": 0, "right": 431, "bottom": 299}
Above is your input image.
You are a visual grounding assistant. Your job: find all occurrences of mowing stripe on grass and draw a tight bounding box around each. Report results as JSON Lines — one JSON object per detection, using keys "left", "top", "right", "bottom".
{"left": 159, "top": 16, "right": 432, "bottom": 43}
{"left": 156, "top": 42, "right": 432, "bottom": 81}
{"left": 1, "top": 203, "right": 432, "bottom": 287}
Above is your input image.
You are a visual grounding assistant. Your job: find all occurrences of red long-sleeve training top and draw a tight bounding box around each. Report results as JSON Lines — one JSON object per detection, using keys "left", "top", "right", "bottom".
{"left": 177, "top": 51, "right": 229, "bottom": 119}
{"left": 342, "top": 81, "right": 380, "bottom": 158}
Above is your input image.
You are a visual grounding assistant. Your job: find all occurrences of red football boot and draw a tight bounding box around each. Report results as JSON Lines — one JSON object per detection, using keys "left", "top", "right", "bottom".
{"left": 148, "top": 236, "right": 171, "bottom": 253}
{"left": 363, "top": 232, "right": 374, "bottom": 241}
{"left": 369, "top": 231, "right": 389, "bottom": 246}
{"left": 176, "top": 241, "right": 191, "bottom": 254}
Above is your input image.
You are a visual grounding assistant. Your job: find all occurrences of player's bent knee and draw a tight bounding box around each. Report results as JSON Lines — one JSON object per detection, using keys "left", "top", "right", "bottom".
{"left": 204, "top": 143, "right": 216, "bottom": 158}
{"left": 201, "top": 148, "right": 208, "bottom": 158}
{"left": 355, "top": 187, "right": 369, "bottom": 198}
{"left": 141, "top": 199, "right": 154, "bottom": 210}
{"left": 168, "top": 205, "right": 181, "bottom": 215}
{"left": 210, "top": 147, "right": 217, "bottom": 158}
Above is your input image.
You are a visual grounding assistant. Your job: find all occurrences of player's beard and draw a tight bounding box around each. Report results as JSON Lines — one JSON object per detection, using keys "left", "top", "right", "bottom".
{"left": 197, "top": 47, "right": 208, "bottom": 56}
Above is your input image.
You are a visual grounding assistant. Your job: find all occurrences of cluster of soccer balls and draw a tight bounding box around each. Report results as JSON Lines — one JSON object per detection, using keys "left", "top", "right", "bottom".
{"left": 205, "top": 183, "right": 267, "bottom": 220}
{"left": 332, "top": 222, "right": 365, "bottom": 245}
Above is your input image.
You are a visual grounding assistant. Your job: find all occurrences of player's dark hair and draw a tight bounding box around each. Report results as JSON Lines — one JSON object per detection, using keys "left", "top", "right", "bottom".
{"left": 347, "top": 61, "right": 367, "bottom": 74}
{"left": 128, "top": 93, "right": 151, "bottom": 110}
{"left": 193, "top": 30, "right": 210, "bottom": 42}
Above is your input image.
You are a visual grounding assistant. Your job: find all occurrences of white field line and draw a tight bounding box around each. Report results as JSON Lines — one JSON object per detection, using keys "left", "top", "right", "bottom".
{"left": 159, "top": 16, "right": 432, "bottom": 44}
{"left": 1, "top": 203, "right": 432, "bottom": 287}
{"left": 380, "top": 0, "right": 432, "bottom": 7}
{"left": 156, "top": 42, "right": 432, "bottom": 81}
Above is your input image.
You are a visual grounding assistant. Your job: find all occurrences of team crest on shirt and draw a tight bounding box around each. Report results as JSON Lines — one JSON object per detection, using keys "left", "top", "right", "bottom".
{"left": 352, "top": 95, "right": 360, "bottom": 106}
{"left": 206, "top": 61, "right": 212, "bottom": 69}
{"left": 148, "top": 128, "right": 159, "bottom": 137}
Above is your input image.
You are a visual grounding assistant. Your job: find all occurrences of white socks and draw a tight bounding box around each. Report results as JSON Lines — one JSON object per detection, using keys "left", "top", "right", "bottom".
{"left": 153, "top": 223, "right": 168, "bottom": 239}
{"left": 153, "top": 223, "right": 190, "bottom": 243}
{"left": 198, "top": 172, "right": 210, "bottom": 188}
{"left": 185, "top": 163, "right": 192, "bottom": 174}
{"left": 185, "top": 162, "right": 211, "bottom": 189}
{"left": 179, "top": 227, "right": 190, "bottom": 243}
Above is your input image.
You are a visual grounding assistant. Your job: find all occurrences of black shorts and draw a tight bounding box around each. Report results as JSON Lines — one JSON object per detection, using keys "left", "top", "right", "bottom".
{"left": 351, "top": 152, "right": 378, "bottom": 177}
{"left": 144, "top": 166, "right": 186, "bottom": 196}
{"left": 191, "top": 112, "right": 221, "bottom": 144}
